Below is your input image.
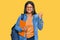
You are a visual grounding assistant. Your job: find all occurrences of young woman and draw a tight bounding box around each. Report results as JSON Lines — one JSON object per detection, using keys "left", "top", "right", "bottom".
{"left": 14, "top": 1, "right": 43, "bottom": 40}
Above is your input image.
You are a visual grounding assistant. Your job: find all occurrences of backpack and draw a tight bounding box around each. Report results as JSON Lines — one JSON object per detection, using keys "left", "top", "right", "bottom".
{"left": 11, "top": 14, "right": 24, "bottom": 40}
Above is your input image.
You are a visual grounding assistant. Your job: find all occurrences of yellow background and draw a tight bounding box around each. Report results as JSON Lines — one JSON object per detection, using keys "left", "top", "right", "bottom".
{"left": 0, "top": 0, "right": 60, "bottom": 40}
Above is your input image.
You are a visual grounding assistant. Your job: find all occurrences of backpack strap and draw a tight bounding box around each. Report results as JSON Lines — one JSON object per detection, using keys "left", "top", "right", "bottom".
{"left": 21, "top": 14, "right": 24, "bottom": 20}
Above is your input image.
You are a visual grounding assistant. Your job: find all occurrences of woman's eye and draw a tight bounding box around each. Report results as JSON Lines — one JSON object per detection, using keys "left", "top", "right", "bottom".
{"left": 27, "top": 7, "right": 33, "bottom": 8}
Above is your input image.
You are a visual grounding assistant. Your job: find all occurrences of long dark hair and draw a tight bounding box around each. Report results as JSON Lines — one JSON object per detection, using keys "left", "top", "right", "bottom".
{"left": 24, "top": 1, "right": 36, "bottom": 15}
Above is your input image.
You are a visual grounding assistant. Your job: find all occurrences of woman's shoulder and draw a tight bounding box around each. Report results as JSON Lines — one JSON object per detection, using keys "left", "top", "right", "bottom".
{"left": 33, "top": 14, "right": 39, "bottom": 18}
{"left": 18, "top": 14, "right": 24, "bottom": 17}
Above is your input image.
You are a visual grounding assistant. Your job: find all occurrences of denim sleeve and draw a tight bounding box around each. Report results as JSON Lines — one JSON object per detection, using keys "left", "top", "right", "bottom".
{"left": 14, "top": 15, "right": 22, "bottom": 32}
{"left": 38, "top": 16, "right": 43, "bottom": 30}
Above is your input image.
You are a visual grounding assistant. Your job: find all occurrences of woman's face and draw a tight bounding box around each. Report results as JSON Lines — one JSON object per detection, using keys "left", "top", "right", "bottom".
{"left": 26, "top": 4, "right": 33, "bottom": 14}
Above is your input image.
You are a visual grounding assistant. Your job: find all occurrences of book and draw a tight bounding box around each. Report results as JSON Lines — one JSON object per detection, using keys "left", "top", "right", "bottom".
{"left": 18, "top": 20, "right": 26, "bottom": 37}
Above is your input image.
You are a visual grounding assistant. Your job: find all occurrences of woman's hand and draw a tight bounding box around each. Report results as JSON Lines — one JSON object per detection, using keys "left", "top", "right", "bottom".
{"left": 38, "top": 12, "right": 43, "bottom": 19}
{"left": 22, "top": 27, "right": 27, "bottom": 32}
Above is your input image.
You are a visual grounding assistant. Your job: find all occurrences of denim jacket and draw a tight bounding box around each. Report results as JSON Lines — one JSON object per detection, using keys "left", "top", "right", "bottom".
{"left": 13, "top": 14, "right": 43, "bottom": 40}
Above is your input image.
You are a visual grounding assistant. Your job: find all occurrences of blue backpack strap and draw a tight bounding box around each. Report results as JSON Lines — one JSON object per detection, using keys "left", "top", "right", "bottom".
{"left": 21, "top": 14, "right": 24, "bottom": 20}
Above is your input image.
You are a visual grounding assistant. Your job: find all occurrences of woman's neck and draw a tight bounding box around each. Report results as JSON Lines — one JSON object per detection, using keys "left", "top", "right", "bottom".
{"left": 26, "top": 13, "right": 32, "bottom": 17}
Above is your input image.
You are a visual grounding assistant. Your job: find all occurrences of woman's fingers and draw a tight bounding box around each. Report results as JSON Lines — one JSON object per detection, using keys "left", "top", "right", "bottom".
{"left": 38, "top": 12, "right": 43, "bottom": 18}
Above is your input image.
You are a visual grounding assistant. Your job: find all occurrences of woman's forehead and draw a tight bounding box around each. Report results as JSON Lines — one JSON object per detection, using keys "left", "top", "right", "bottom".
{"left": 27, "top": 4, "right": 33, "bottom": 6}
